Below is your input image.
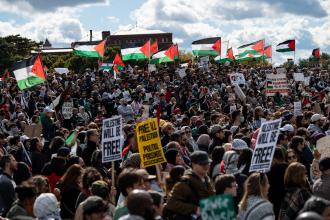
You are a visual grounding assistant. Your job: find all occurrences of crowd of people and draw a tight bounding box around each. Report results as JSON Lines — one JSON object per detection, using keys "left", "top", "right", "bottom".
{"left": 0, "top": 62, "right": 330, "bottom": 220}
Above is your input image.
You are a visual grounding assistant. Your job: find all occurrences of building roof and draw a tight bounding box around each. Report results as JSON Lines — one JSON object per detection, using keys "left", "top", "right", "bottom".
{"left": 31, "top": 48, "right": 73, "bottom": 54}
{"left": 112, "top": 27, "right": 166, "bottom": 36}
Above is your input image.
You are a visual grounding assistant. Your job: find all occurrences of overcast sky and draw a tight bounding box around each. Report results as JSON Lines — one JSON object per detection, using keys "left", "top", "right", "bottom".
{"left": 0, "top": 0, "right": 329, "bottom": 64}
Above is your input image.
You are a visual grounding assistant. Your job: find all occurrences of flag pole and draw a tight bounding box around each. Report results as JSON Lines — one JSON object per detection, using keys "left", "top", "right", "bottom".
{"left": 262, "top": 39, "right": 265, "bottom": 66}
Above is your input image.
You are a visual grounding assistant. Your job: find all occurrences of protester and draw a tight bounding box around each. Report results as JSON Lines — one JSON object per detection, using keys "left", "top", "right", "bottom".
{"left": 299, "top": 196, "right": 330, "bottom": 220}
{"left": 238, "top": 172, "right": 274, "bottom": 220}
{"left": 33, "top": 193, "right": 61, "bottom": 220}
{"left": 313, "top": 157, "right": 330, "bottom": 201}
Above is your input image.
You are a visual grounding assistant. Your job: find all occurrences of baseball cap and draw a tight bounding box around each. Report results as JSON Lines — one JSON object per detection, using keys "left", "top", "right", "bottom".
{"left": 44, "top": 106, "right": 55, "bottom": 113}
{"left": 279, "top": 124, "right": 294, "bottom": 132}
{"left": 319, "top": 157, "right": 330, "bottom": 172}
{"left": 57, "top": 147, "right": 70, "bottom": 157}
{"left": 190, "top": 150, "right": 212, "bottom": 165}
{"left": 83, "top": 196, "right": 108, "bottom": 215}
{"left": 311, "top": 114, "right": 321, "bottom": 122}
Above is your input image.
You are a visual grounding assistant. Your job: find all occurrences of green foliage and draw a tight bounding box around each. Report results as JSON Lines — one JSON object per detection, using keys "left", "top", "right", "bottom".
{"left": 0, "top": 35, "right": 42, "bottom": 69}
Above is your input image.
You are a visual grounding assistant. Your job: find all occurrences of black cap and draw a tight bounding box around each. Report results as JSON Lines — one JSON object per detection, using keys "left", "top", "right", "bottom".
{"left": 319, "top": 157, "right": 330, "bottom": 172}
{"left": 57, "top": 147, "right": 70, "bottom": 157}
{"left": 190, "top": 151, "right": 212, "bottom": 165}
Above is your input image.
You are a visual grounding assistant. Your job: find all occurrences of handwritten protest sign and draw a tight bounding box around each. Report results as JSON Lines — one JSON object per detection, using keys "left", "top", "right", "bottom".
{"left": 101, "top": 116, "right": 123, "bottom": 163}
{"left": 137, "top": 118, "right": 166, "bottom": 167}
{"left": 265, "top": 74, "right": 289, "bottom": 96}
{"left": 316, "top": 136, "right": 330, "bottom": 159}
{"left": 54, "top": 68, "right": 69, "bottom": 75}
{"left": 294, "top": 101, "right": 302, "bottom": 116}
{"left": 62, "top": 102, "right": 73, "bottom": 119}
{"left": 200, "top": 194, "right": 236, "bottom": 220}
{"left": 250, "top": 119, "right": 282, "bottom": 172}
{"left": 229, "top": 73, "right": 246, "bottom": 85}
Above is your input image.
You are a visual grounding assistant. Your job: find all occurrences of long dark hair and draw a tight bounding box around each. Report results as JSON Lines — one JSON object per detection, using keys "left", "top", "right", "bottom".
{"left": 210, "top": 146, "right": 225, "bottom": 177}
{"left": 58, "top": 164, "right": 83, "bottom": 192}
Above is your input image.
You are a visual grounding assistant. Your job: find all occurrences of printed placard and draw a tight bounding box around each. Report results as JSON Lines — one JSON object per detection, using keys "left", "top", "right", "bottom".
{"left": 101, "top": 116, "right": 123, "bottom": 163}
{"left": 137, "top": 118, "right": 166, "bottom": 168}
{"left": 265, "top": 74, "right": 289, "bottom": 96}
{"left": 229, "top": 73, "right": 246, "bottom": 85}
{"left": 316, "top": 136, "right": 330, "bottom": 159}
{"left": 250, "top": 119, "right": 282, "bottom": 172}
{"left": 62, "top": 102, "right": 73, "bottom": 119}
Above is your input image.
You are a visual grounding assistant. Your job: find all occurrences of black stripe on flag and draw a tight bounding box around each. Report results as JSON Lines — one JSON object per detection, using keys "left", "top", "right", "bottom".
{"left": 12, "top": 55, "right": 37, "bottom": 71}
{"left": 276, "top": 39, "right": 294, "bottom": 46}
{"left": 192, "top": 37, "right": 220, "bottom": 45}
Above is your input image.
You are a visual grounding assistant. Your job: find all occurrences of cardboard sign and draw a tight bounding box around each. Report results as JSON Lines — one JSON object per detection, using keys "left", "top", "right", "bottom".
{"left": 265, "top": 74, "right": 289, "bottom": 96}
{"left": 136, "top": 118, "right": 166, "bottom": 168}
{"left": 229, "top": 73, "right": 246, "bottom": 85}
{"left": 24, "top": 124, "right": 42, "bottom": 138}
{"left": 62, "top": 102, "right": 73, "bottom": 119}
{"left": 148, "top": 64, "right": 157, "bottom": 72}
{"left": 294, "top": 101, "right": 302, "bottom": 116}
{"left": 250, "top": 119, "right": 282, "bottom": 172}
{"left": 293, "top": 73, "right": 304, "bottom": 81}
{"left": 200, "top": 194, "right": 236, "bottom": 220}
{"left": 316, "top": 136, "right": 330, "bottom": 159}
{"left": 101, "top": 116, "right": 123, "bottom": 163}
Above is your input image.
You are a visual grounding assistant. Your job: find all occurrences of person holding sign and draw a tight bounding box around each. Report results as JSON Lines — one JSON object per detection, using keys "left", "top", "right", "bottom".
{"left": 238, "top": 173, "right": 274, "bottom": 220}
{"left": 164, "top": 151, "right": 215, "bottom": 220}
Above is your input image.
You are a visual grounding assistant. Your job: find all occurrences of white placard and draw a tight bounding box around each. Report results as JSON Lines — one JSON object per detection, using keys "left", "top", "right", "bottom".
{"left": 148, "top": 64, "right": 157, "bottom": 72}
{"left": 62, "top": 102, "right": 73, "bottom": 119}
{"left": 293, "top": 73, "right": 304, "bottom": 81}
{"left": 176, "top": 67, "right": 187, "bottom": 78}
{"left": 233, "top": 84, "right": 246, "bottom": 102}
{"left": 304, "top": 76, "right": 310, "bottom": 86}
{"left": 317, "top": 136, "right": 330, "bottom": 159}
{"left": 266, "top": 74, "right": 289, "bottom": 96}
{"left": 294, "top": 101, "right": 302, "bottom": 116}
{"left": 54, "top": 68, "right": 69, "bottom": 75}
{"left": 229, "top": 73, "right": 246, "bottom": 85}
{"left": 250, "top": 119, "right": 282, "bottom": 172}
{"left": 199, "top": 56, "right": 209, "bottom": 71}
{"left": 276, "top": 67, "right": 287, "bottom": 74}
{"left": 101, "top": 116, "right": 123, "bottom": 163}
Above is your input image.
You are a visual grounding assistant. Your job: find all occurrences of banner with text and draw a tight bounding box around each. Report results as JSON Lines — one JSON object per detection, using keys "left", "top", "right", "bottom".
{"left": 101, "top": 116, "right": 123, "bottom": 163}
{"left": 265, "top": 74, "right": 289, "bottom": 96}
{"left": 250, "top": 119, "right": 282, "bottom": 172}
{"left": 137, "top": 118, "right": 166, "bottom": 168}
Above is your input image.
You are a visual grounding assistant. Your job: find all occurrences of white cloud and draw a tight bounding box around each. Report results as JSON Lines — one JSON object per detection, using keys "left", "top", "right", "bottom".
{"left": 107, "top": 16, "right": 119, "bottom": 23}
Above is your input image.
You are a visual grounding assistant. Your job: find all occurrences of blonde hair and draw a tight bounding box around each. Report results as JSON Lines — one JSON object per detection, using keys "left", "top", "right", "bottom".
{"left": 284, "top": 162, "right": 308, "bottom": 188}
{"left": 239, "top": 172, "right": 268, "bottom": 210}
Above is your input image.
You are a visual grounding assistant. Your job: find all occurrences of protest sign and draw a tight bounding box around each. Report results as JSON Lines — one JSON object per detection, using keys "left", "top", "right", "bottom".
{"left": 229, "top": 73, "right": 246, "bottom": 85}
{"left": 137, "top": 118, "right": 166, "bottom": 168}
{"left": 293, "top": 73, "right": 304, "bottom": 81}
{"left": 294, "top": 101, "right": 302, "bottom": 116}
{"left": 304, "top": 76, "right": 310, "bottom": 86}
{"left": 54, "top": 68, "right": 69, "bottom": 75}
{"left": 250, "top": 119, "right": 282, "bottom": 172}
{"left": 233, "top": 84, "right": 246, "bottom": 102}
{"left": 62, "top": 102, "right": 73, "bottom": 119}
{"left": 200, "top": 194, "right": 236, "bottom": 220}
{"left": 316, "top": 136, "right": 330, "bottom": 159}
{"left": 148, "top": 64, "right": 157, "bottom": 72}
{"left": 265, "top": 74, "right": 289, "bottom": 96}
{"left": 199, "top": 56, "right": 209, "bottom": 71}
{"left": 276, "top": 67, "right": 286, "bottom": 74}
{"left": 101, "top": 116, "right": 123, "bottom": 163}
{"left": 176, "top": 67, "right": 187, "bottom": 78}
{"left": 24, "top": 124, "right": 42, "bottom": 138}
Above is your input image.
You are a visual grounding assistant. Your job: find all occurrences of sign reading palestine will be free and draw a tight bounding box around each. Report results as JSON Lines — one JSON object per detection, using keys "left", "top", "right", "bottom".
{"left": 136, "top": 118, "right": 166, "bottom": 168}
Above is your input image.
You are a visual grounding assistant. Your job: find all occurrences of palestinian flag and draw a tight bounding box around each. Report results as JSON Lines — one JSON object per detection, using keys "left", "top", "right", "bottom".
{"left": 276, "top": 40, "right": 295, "bottom": 52}
{"left": 121, "top": 46, "right": 148, "bottom": 61}
{"left": 312, "top": 48, "right": 320, "bottom": 59}
{"left": 140, "top": 40, "right": 158, "bottom": 58}
{"left": 113, "top": 53, "right": 125, "bottom": 72}
{"left": 12, "top": 54, "right": 46, "bottom": 90}
{"left": 264, "top": 45, "right": 272, "bottom": 58}
{"left": 192, "top": 37, "right": 221, "bottom": 57}
{"left": 74, "top": 40, "right": 106, "bottom": 58}
{"left": 0, "top": 69, "right": 10, "bottom": 82}
{"left": 267, "top": 81, "right": 273, "bottom": 89}
{"left": 237, "top": 40, "right": 264, "bottom": 60}
{"left": 215, "top": 47, "right": 235, "bottom": 63}
{"left": 237, "top": 53, "right": 263, "bottom": 62}
{"left": 150, "top": 44, "right": 179, "bottom": 64}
